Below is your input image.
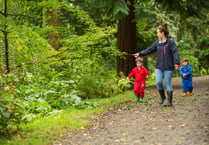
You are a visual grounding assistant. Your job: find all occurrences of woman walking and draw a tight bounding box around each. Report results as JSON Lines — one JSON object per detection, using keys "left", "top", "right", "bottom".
{"left": 133, "top": 23, "right": 180, "bottom": 106}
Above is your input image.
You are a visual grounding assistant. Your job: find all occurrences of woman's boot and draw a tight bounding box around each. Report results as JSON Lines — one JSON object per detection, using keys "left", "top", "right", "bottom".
{"left": 164, "top": 91, "right": 173, "bottom": 107}
{"left": 158, "top": 90, "right": 166, "bottom": 104}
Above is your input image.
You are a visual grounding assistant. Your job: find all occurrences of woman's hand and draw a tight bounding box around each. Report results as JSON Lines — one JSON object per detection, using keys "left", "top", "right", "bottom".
{"left": 174, "top": 64, "right": 180, "bottom": 70}
{"left": 132, "top": 53, "right": 140, "bottom": 58}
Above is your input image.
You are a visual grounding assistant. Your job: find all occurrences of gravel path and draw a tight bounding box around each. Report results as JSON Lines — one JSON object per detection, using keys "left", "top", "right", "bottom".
{"left": 56, "top": 76, "right": 209, "bottom": 145}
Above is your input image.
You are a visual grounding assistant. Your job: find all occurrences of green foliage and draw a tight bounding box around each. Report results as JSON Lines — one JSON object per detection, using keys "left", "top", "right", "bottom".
{"left": 197, "top": 36, "right": 209, "bottom": 74}
{"left": 0, "top": 74, "right": 25, "bottom": 135}
{"left": 47, "top": 26, "right": 119, "bottom": 98}
{"left": 86, "top": 0, "right": 129, "bottom": 19}
{"left": 0, "top": 3, "right": 116, "bottom": 135}
{"left": 17, "top": 74, "right": 97, "bottom": 111}
{"left": 9, "top": 26, "right": 52, "bottom": 74}
{"left": 177, "top": 39, "right": 200, "bottom": 76}
{"left": 0, "top": 0, "right": 208, "bottom": 138}
{"left": 0, "top": 91, "right": 134, "bottom": 145}
{"left": 117, "top": 77, "right": 132, "bottom": 93}
{"left": 77, "top": 74, "right": 119, "bottom": 99}
{"left": 154, "top": 0, "right": 209, "bottom": 18}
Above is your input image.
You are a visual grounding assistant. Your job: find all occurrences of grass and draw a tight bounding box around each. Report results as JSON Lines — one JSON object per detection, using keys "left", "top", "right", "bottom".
{"left": 0, "top": 91, "right": 135, "bottom": 145}
{"left": 146, "top": 79, "right": 156, "bottom": 87}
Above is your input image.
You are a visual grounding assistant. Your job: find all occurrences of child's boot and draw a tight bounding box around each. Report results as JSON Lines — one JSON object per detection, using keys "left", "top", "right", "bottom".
{"left": 136, "top": 96, "right": 139, "bottom": 102}
{"left": 183, "top": 92, "right": 187, "bottom": 96}
{"left": 158, "top": 90, "right": 166, "bottom": 104}
{"left": 139, "top": 97, "right": 143, "bottom": 103}
{"left": 189, "top": 92, "right": 193, "bottom": 96}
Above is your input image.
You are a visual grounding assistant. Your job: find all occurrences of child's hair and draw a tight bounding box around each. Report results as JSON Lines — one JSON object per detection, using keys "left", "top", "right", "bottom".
{"left": 135, "top": 57, "right": 143, "bottom": 63}
{"left": 182, "top": 57, "right": 189, "bottom": 62}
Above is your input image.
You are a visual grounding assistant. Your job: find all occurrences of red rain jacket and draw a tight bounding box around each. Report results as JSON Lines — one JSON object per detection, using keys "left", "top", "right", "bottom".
{"left": 128, "top": 66, "right": 149, "bottom": 94}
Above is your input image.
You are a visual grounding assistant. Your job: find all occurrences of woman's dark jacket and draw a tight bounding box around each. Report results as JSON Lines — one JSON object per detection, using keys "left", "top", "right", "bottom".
{"left": 139, "top": 37, "right": 180, "bottom": 71}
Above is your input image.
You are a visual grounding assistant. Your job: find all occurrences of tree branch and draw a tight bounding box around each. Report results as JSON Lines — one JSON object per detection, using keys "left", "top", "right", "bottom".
{"left": 0, "top": 11, "right": 4, "bottom": 16}
{"left": 0, "top": 29, "right": 6, "bottom": 33}
{"left": 0, "top": 11, "right": 35, "bottom": 19}
{"left": 0, "top": 29, "right": 10, "bottom": 34}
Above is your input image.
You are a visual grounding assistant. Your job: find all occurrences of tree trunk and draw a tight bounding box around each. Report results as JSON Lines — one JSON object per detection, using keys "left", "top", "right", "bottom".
{"left": 42, "top": 0, "right": 47, "bottom": 28}
{"left": 48, "top": 0, "right": 62, "bottom": 50}
{"left": 3, "top": 0, "right": 10, "bottom": 73}
{"left": 117, "top": 0, "right": 137, "bottom": 76}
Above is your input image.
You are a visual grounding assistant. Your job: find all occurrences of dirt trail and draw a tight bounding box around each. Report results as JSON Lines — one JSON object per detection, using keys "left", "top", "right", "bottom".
{"left": 57, "top": 76, "right": 209, "bottom": 145}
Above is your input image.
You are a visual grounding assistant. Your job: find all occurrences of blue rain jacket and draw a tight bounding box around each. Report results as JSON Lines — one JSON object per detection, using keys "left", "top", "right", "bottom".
{"left": 179, "top": 64, "right": 193, "bottom": 92}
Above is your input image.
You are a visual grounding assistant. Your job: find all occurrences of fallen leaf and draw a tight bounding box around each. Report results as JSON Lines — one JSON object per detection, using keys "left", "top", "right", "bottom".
{"left": 120, "top": 138, "right": 127, "bottom": 141}
{"left": 181, "top": 124, "right": 185, "bottom": 127}
{"left": 135, "top": 140, "right": 140, "bottom": 143}
{"left": 175, "top": 140, "right": 181, "bottom": 144}
{"left": 80, "top": 126, "right": 85, "bottom": 129}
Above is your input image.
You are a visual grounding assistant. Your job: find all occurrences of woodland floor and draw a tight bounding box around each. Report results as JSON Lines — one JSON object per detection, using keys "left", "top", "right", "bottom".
{"left": 55, "top": 76, "right": 209, "bottom": 145}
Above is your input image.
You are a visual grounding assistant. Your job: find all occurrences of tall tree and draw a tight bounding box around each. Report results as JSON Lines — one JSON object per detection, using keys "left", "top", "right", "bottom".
{"left": 0, "top": 0, "right": 10, "bottom": 73}
{"left": 86, "top": 0, "right": 137, "bottom": 76}
{"left": 117, "top": 0, "right": 136, "bottom": 76}
{"left": 45, "top": 0, "right": 62, "bottom": 50}
{"left": 87, "top": 0, "right": 209, "bottom": 76}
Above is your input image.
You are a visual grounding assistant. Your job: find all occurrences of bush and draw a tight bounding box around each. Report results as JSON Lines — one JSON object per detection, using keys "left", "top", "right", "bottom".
{"left": 117, "top": 77, "right": 131, "bottom": 93}
{"left": 0, "top": 74, "right": 25, "bottom": 136}
{"left": 77, "top": 74, "right": 116, "bottom": 99}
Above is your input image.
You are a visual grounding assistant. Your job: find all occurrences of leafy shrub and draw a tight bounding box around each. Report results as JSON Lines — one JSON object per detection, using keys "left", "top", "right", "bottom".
{"left": 117, "top": 77, "right": 131, "bottom": 93}
{"left": 0, "top": 74, "right": 25, "bottom": 136}
{"left": 77, "top": 74, "right": 115, "bottom": 99}
{"left": 76, "top": 73, "right": 133, "bottom": 99}
{"left": 17, "top": 74, "right": 97, "bottom": 111}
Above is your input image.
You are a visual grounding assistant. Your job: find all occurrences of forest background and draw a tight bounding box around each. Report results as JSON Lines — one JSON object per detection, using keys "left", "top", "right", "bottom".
{"left": 0, "top": 0, "right": 209, "bottom": 141}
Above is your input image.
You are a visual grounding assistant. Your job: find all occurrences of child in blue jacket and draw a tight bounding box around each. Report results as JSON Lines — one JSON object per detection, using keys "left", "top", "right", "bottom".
{"left": 179, "top": 57, "right": 193, "bottom": 96}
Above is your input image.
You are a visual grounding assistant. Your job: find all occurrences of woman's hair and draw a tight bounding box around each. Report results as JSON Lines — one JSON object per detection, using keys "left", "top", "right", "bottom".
{"left": 135, "top": 57, "right": 143, "bottom": 63}
{"left": 158, "top": 23, "right": 169, "bottom": 37}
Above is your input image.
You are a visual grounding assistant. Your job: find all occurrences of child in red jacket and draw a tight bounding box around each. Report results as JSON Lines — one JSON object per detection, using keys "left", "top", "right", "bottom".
{"left": 128, "top": 57, "right": 149, "bottom": 103}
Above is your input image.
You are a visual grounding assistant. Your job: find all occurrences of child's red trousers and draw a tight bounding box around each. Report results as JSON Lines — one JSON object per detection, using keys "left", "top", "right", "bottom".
{"left": 128, "top": 66, "right": 149, "bottom": 98}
